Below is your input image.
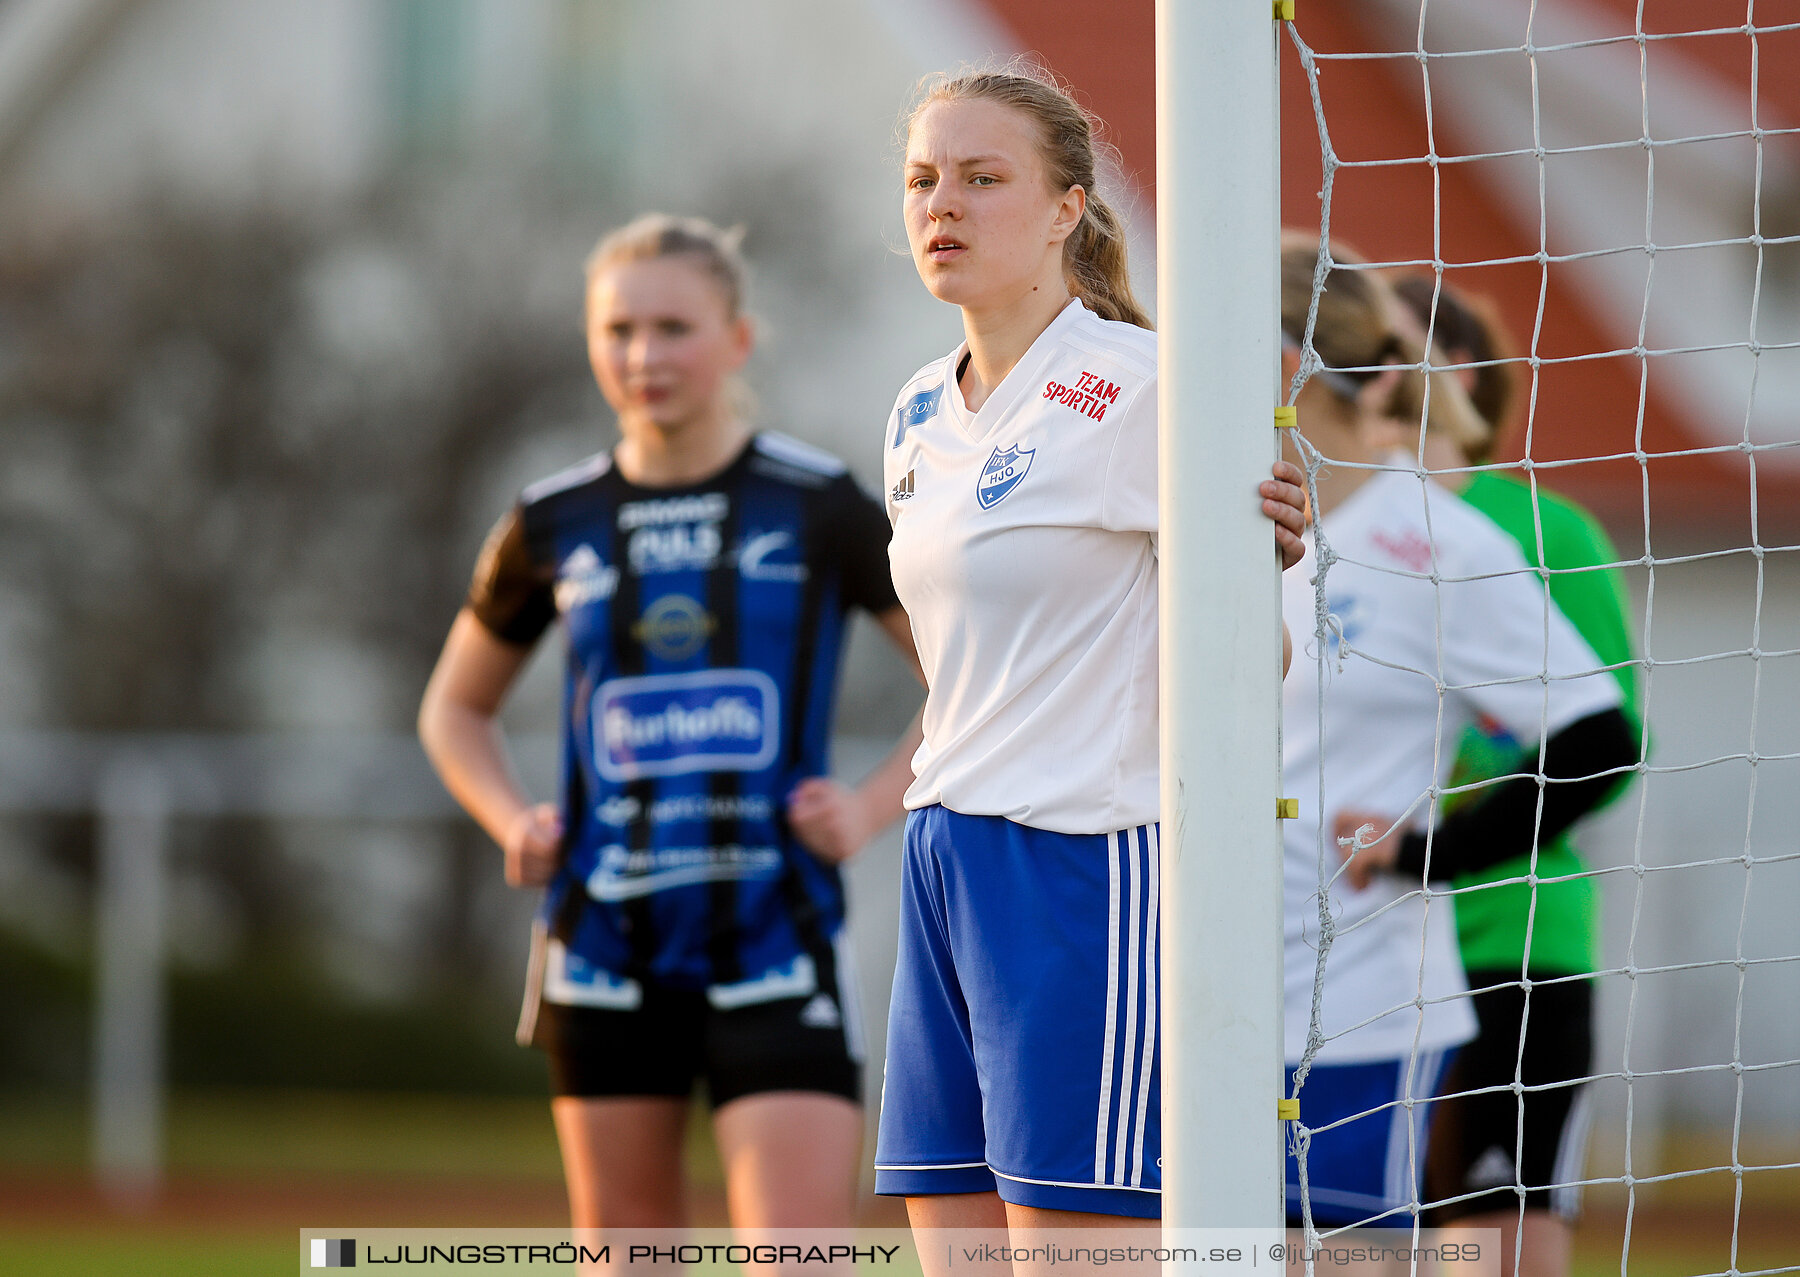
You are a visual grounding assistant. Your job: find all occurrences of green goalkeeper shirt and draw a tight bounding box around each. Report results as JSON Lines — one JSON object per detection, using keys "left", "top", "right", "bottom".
{"left": 1449, "top": 472, "right": 1643, "bottom": 975}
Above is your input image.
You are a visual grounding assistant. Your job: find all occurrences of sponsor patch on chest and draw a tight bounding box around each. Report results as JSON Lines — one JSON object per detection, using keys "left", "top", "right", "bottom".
{"left": 1042, "top": 369, "right": 1122, "bottom": 421}
{"left": 592, "top": 669, "right": 780, "bottom": 781}
{"left": 893, "top": 384, "right": 943, "bottom": 448}
{"left": 632, "top": 594, "right": 715, "bottom": 660}
{"left": 1370, "top": 527, "right": 1434, "bottom": 573}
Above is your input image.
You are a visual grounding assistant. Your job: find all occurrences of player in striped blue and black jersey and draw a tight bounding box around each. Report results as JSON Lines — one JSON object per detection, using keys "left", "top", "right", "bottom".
{"left": 475, "top": 433, "right": 900, "bottom": 1014}
{"left": 420, "top": 215, "right": 920, "bottom": 1231}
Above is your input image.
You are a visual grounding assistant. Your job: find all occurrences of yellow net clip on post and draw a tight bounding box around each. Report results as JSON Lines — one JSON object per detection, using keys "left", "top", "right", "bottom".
{"left": 1272, "top": 0, "right": 1295, "bottom": 21}
{"left": 1274, "top": 405, "right": 1298, "bottom": 430}
{"left": 1276, "top": 797, "right": 1299, "bottom": 820}
{"left": 1278, "top": 1098, "right": 1300, "bottom": 1121}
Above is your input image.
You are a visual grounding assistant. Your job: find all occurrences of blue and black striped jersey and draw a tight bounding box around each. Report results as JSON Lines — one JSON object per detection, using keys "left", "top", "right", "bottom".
{"left": 468, "top": 433, "right": 898, "bottom": 999}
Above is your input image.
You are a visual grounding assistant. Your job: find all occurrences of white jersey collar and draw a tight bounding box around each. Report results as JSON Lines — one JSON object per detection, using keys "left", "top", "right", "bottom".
{"left": 944, "top": 297, "right": 1090, "bottom": 443}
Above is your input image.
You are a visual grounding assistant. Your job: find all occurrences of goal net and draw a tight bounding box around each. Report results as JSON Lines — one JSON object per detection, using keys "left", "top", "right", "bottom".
{"left": 1277, "top": 2, "right": 1800, "bottom": 1269}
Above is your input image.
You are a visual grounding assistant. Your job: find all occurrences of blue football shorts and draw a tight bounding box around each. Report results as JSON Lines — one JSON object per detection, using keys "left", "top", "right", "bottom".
{"left": 874, "top": 805, "right": 1163, "bottom": 1218}
{"left": 1284, "top": 1048, "right": 1454, "bottom": 1228}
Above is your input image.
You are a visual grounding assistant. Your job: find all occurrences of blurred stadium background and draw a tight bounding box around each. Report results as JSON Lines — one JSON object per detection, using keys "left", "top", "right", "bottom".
{"left": 0, "top": 1, "right": 1793, "bottom": 1273}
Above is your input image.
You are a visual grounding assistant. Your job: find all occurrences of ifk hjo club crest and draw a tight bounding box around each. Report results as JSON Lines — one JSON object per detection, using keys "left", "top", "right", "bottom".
{"left": 976, "top": 443, "right": 1035, "bottom": 509}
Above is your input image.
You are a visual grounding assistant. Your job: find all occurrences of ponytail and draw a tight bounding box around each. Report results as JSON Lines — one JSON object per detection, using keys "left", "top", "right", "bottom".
{"left": 586, "top": 212, "right": 748, "bottom": 319}
{"left": 1067, "top": 188, "right": 1149, "bottom": 327}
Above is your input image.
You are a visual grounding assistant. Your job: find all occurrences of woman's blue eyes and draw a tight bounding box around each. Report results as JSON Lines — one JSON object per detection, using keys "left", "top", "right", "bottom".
{"left": 910, "top": 174, "right": 997, "bottom": 190}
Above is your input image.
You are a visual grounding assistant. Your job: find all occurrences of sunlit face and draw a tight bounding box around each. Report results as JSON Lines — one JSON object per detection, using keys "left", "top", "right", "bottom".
{"left": 586, "top": 255, "right": 751, "bottom": 438}
{"left": 903, "top": 97, "right": 1084, "bottom": 311}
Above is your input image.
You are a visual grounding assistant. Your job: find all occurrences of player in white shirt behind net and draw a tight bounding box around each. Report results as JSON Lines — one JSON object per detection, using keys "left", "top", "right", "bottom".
{"left": 1276, "top": 234, "right": 1639, "bottom": 1237}
{"left": 871, "top": 65, "right": 1308, "bottom": 1261}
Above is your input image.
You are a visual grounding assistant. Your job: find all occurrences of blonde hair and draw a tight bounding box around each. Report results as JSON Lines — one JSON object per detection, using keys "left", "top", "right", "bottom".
{"left": 585, "top": 213, "right": 748, "bottom": 318}
{"left": 906, "top": 66, "right": 1151, "bottom": 330}
{"left": 1280, "top": 233, "right": 1488, "bottom": 457}
{"left": 584, "top": 213, "right": 755, "bottom": 419}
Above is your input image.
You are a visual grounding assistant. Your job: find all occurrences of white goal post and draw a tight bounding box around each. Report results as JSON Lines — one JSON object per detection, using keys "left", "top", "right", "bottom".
{"left": 1156, "top": 0, "right": 1288, "bottom": 1233}
{"left": 1157, "top": 0, "right": 1800, "bottom": 1268}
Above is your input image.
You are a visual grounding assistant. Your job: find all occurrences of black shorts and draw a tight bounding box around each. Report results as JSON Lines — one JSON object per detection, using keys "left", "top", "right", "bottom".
{"left": 535, "top": 983, "right": 862, "bottom": 1109}
{"left": 1425, "top": 974, "right": 1594, "bottom": 1224}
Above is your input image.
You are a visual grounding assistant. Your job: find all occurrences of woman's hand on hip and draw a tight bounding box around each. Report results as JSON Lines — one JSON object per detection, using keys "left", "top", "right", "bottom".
{"left": 503, "top": 802, "right": 565, "bottom": 888}
{"left": 786, "top": 777, "right": 874, "bottom": 865}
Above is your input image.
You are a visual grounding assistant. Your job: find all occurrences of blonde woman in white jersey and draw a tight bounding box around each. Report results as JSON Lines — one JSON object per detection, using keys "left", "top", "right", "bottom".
{"left": 872, "top": 68, "right": 1308, "bottom": 1246}
{"left": 1275, "top": 237, "right": 1634, "bottom": 1232}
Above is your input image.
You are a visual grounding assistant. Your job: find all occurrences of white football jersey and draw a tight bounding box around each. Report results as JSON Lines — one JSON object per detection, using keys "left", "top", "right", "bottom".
{"left": 1281, "top": 465, "right": 1624, "bottom": 1064}
{"left": 885, "top": 300, "right": 1159, "bottom": 835}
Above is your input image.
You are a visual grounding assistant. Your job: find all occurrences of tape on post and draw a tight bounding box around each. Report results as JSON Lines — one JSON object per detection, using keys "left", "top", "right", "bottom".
{"left": 1276, "top": 797, "right": 1299, "bottom": 819}
{"left": 1278, "top": 1098, "right": 1301, "bottom": 1121}
{"left": 1272, "top": 1, "right": 1295, "bottom": 20}
{"left": 1274, "top": 406, "right": 1298, "bottom": 429}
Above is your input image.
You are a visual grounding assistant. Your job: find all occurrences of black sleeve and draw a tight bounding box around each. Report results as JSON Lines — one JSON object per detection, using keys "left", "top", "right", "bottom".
{"left": 829, "top": 474, "right": 901, "bottom": 616}
{"left": 1395, "top": 707, "right": 1639, "bottom": 881}
{"left": 465, "top": 505, "right": 557, "bottom": 647}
